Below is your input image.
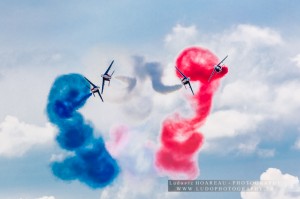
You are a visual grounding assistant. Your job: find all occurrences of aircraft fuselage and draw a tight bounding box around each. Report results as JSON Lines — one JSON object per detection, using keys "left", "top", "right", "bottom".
{"left": 90, "top": 87, "right": 99, "bottom": 97}
{"left": 101, "top": 74, "right": 111, "bottom": 81}
{"left": 91, "top": 87, "right": 99, "bottom": 93}
{"left": 181, "top": 77, "right": 190, "bottom": 85}
{"left": 214, "top": 65, "right": 222, "bottom": 73}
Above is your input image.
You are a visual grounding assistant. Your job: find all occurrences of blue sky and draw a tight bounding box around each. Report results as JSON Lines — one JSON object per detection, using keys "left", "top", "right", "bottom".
{"left": 1, "top": 1, "right": 300, "bottom": 199}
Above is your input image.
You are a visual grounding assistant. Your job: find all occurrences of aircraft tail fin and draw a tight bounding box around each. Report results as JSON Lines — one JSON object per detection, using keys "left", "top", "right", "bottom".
{"left": 108, "top": 71, "right": 115, "bottom": 86}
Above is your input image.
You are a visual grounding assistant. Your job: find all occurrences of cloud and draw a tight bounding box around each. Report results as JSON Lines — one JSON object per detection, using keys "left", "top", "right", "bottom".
{"left": 35, "top": 196, "right": 55, "bottom": 199}
{"left": 100, "top": 173, "right": 155, "bottom": 199}
{"left": 257, "top": 149, "right": 275, "bottom": 158}
{"left": 241, "top": 168, "right": 300, "bottom": 199}
{"left": 0, "top": 47, "right": 73, "bottom": 127}
{"left": 237, "top": 139, "right": 259, "bottom": 154}
{"left": 293, "top": 130, "right": 300, "bottom": 150}
{"left": 164, "top": 24, "right": 199, "bottom": 52}
{"left": 211, "top": 79, "right": 300, "bottom": 136}
{"left": 294, "top": 139, "right": 300, "bottom": 150}
{"left": 272, "top": 81, "right": 300, "bottom": 119}
{"left": 225, "top": 24, "right": 283, "bottom": 47}
{"left": 216, "top": 80, "right": 271, "bottom": 111}
{"left": 291, "top": 54, "right": 300, "bottom": 69}
{"left": 201, "top": 110, "right": 263, "bottom": 139}
{"left": 99, "top": 172, "right": 180, "bottom": 199}
{"left": 0, "top": 115, "right": 56, "bottom": 157}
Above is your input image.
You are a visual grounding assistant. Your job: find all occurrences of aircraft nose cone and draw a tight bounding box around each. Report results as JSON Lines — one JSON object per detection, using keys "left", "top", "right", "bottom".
{"left": 215, "top": 66, "right": 222, "bottom": 72}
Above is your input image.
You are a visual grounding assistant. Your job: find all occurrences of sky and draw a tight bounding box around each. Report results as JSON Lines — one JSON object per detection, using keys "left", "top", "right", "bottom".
{"left": 1, "top": 0, "right": 300, "bottom": 199}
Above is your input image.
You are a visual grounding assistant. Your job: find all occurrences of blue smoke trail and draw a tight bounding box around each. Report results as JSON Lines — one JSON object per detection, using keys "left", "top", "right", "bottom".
{"left": 47, "top": 73, "right": 119, "bottom": 188}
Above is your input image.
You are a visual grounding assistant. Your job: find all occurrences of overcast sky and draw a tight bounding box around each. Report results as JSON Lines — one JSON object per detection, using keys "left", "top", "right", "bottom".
{"left": 1, "top": 1, "right": 300, "bottom": 199}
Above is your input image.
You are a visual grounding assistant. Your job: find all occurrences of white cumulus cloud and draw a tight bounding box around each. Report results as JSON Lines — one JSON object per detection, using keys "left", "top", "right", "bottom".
{"left": 272, "top": 81, "right": 300, "bottom": 118}
{"left": 201, "top": 110, "right": 263, "bottom": 139}
{"left": 225, "top": 24, "right": 283, "bottom": 48}
{"left": 241, "top": 168, "right": 300, "bottom": 199}
{"left": 0, "top": 115, "right": 56, "bottom": 157}
{"left": 164, "top": 24, "right": 199, "bottom": 52}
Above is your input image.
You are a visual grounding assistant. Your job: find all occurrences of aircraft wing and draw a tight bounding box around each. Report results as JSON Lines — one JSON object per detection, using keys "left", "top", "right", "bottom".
{"left": 188, "top": 82, "right": 194, "bottom": 95}
{"left": 96, "top": 90, "right": 104, "bottom": 102}
{"left": 216, "top": 55, "right": 228, "bottom": 66}
{"left": 101, "top": 79, "right": 105, "bottom": 94}
{"left": 104, "top": 60, "right": 114, "bottom": 75}
{"left": 208, "top": 70, "right": 216, "bottom": 82}
{"left": 175, "top": 66, "right": 187, "bottom": 78}
{"left": 84, "top": 76, "right": 97, "bottom": 88}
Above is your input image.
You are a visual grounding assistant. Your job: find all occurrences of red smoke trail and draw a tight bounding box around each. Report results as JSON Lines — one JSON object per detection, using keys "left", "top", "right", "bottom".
{"left": 155, "top": 47, "right": 228, "bottom": 179}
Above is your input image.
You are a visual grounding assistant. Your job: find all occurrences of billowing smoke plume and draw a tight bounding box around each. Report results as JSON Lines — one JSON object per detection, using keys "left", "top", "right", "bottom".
{"left": 133, "top": 56, "right": 182, "bottom": 94}
{"left": 47, "top": 73, "right": 119, "bottom": 188}
{"left": 155, "top": 47, "right": 228, "bottom": 179}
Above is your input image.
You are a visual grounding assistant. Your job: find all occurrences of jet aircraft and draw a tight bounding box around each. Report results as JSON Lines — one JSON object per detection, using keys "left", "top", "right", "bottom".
{"left": 208, "top": 55, "right": 228, "bottom": 82}
{"left": 84, "top": 76, "right": 104, "bottom": 102}
{"left": 101, "top": 60, "right": 115, "bottom": 94}
{"left": 175, "top": 66, "right": 194, "bottom": 95}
